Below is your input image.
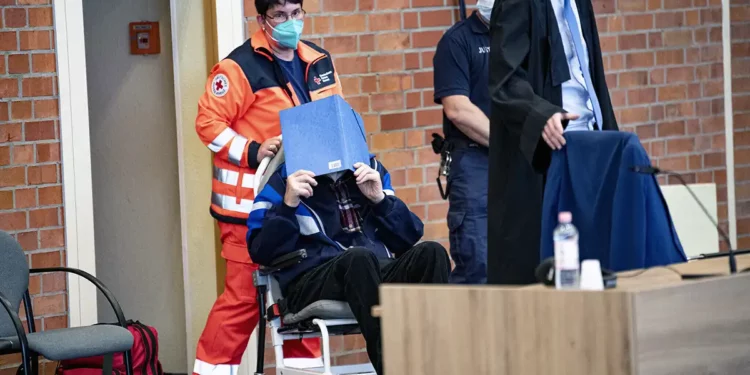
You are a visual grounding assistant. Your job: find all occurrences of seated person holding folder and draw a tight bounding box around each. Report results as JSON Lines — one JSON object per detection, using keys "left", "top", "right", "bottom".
{"left": 247, "top": 157, "right": 450, "bottom": 375}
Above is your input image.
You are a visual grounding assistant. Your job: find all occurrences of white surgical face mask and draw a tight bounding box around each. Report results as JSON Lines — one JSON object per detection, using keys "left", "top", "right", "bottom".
{"left": 477, "top": 0, "right": 495, "bottom": 21}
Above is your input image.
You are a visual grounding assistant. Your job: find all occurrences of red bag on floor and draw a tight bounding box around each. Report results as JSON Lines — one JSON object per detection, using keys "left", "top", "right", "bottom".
{"left": 56, "top": 320, "right": 163, "bottom": 375}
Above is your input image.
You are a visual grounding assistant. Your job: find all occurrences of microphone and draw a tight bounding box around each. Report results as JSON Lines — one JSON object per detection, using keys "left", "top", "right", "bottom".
{"left": 630, "top": 165, "right": 738, "bottom": 275}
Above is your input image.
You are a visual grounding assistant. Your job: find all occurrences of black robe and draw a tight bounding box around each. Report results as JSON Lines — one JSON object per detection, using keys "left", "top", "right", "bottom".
{"left": 487, "top": 0, "right": 619, "bottom": 285}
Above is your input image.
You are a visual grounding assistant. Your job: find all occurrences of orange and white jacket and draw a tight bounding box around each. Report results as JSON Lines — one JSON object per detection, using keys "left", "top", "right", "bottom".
{"left": 195, "top": 29, "right": 343, "bottom": 224}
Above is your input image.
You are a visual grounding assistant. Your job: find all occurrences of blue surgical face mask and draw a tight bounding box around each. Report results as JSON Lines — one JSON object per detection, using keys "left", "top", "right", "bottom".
{"left": 477, "top": 0, "right": 495, "bottom": 21}
{"left": 266, "top": 19, "right": 304, "bottom": 50}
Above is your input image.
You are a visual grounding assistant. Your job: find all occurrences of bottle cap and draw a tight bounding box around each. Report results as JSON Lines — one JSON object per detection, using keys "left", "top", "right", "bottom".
{"left": 558, "top": 211, "right": 572, "bottom": 223}
{"left": 580, "top": 259, "right": 605, "bottom": 291}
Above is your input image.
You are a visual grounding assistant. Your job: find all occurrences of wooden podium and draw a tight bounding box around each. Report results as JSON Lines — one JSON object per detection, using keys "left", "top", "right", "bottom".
{"left": 376, "top": 255, "right": 750, "bottom": 375}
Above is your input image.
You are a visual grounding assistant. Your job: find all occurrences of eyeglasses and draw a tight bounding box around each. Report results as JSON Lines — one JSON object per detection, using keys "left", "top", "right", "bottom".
{"left": 264, "top": 8, "right": 306, "bottom": 24}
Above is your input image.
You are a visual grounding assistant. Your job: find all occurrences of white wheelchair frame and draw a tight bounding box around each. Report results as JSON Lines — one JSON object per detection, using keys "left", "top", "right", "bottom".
{"left": 252, "top": 145, "right": 376, "bottom": 375}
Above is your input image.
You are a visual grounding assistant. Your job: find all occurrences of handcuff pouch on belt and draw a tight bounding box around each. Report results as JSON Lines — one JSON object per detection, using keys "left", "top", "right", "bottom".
{"left": 431, "top": 133, "right": 452, "bottom": 200}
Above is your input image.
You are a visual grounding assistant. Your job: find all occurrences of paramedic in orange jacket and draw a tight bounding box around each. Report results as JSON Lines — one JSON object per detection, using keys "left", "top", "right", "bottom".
{"left": 193, "top": 0, "right": 343, "bottom": 373}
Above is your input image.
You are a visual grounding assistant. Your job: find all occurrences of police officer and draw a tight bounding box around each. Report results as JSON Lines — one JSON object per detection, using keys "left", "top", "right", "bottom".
{"left": 433, "top": 0, "right": 494, "bottom": 284}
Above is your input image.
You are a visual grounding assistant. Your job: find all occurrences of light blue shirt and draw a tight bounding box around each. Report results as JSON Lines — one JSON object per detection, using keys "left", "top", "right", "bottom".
{"left": 550, "top": 0, "right": 597, "bottom": 132}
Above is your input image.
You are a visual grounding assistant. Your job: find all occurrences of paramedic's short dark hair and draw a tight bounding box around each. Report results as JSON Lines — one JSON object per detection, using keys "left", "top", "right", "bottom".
{"left": 255, "top": 0, "right": 303, "bottom": 15}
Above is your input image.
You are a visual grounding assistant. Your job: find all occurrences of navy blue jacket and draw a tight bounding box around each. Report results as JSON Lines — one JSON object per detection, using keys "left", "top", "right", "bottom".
{"left": 247, "top": 157, "right": 424, "bottom": 290}
{"left": 541, "top": 131, "right": 687, "bottom": 272}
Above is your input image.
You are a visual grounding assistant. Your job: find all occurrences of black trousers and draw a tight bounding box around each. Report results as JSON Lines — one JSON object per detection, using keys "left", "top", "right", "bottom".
{"left": 284, "top": 241, "right": 451, "bottom": 375}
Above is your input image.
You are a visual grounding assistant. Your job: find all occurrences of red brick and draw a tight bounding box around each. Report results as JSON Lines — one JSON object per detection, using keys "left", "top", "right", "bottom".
{"left": 31, "top": 53, "right": 55, "bottom": 72}
{"left": 15, "top": 188, "right": 36, "bottom": 208}
{"left": 0, "top": 146, "right": 9, "bottom": 166}
{"left": 406, "top": 92, "right": 421, "bottom": 109}
{"left": 618, "top": 33, "right": 647, "bottom": 50}
{"left": 347, "top": 96, "right": 370, "bottom": 113}
{"left": 370, "top": 132, "right": 404, "bottom": 151}
{"left": 370, "top": 54, "right": 403, "bottom": 73}
{"left": 28, "top": 164, "right": 56, "bottom": 185}
{"left": 312, "top": 16, "right": 331, "bottom": 34}
{"left": 31, "top": 294, "right": 65, "bottom": 315}
{"left": 379, "top": 150, "right": 414, "bottom": 169}
{"left": 0, "top": 31, "right": 18, "bottom": 51}
{"left": 0, "top": 211, "right": 26, "bottom": 231}
{"left": 655, "top": 11, "right": 685, "bottom": 28}
{"left": 416, "top": 109, "right": 442, "bottom": 127}
{"left": 419, "top": 184, "right": 442, "bottom": 202}
{"left": 427, "top": 201, "right": 449, "bottom": 221}
{"left": 369, "top": 13, "right": 401, "bottom": 31}
{"left": 379, "top": 111, "right": 412, "bottom": 131}
{"left": 38, "top": 185, "right": 62, "bottom": 205}
{"left": 0, "top": 55, "right": 5, "bottom": 74}
{"left": 619, "top": 71, "right": 648, "bottom": 87}
{"left": 323, "top": 0, "right": 355, "bottom": 12}
{"left": 10, "top": 100, "right": 32, "bottom": 120}
{"left": 412, "top": 0, "right": 443, "bottom": 6}
{"left": 358, "top": 34, "right": 374, "bottom": 52}
{"left": 661, "top": 30, "right": 692, "bottom": 47}
{"left": 361, "top": 76, "right": 377, "bottom": 94}
{"left": 324, "top": 35, "right": 356, "bottom": 54}
{"left": 405, "top": 52, "right": 420, "bottom": 70}
{"left": 335, "top": 56, "right": 368, "bottom": 75}
{"left": 666, "top": 66, "right": 694, "bottom": 82}
{"left": 42, "top": 272, "right": 66, "bottom": 293}
{"left": 619, "top": 107, "right": 650, "bottom": 125}
{"left": 635, "top": 124, "right": 656, "bottom": 139}
{"left": 599, "top": 36, "right": 617, "bottom": 53}
{"left": 664, "top": 0, "right": 691, "bottom": 8}
{"left": 657, "top": 156, "right": 688, "bottom": 171}
{"left": 16, "top": 231, "right": 38, "bottom": 251}
{"left": 19, "top": 30, "right": 51, "bottom": 50}
{"left": 413, "top": 71, "right": 432, "bottom": 89}
{"left": 8, "top": 53, "right": 29, "bottom": 73}
{"left": 416, "top": 146, "right": 439, "bottom": 164}
{"left": 43, "top": 315, "right": 68, "bottom": 331}
{"left": 340, "top": 76, "right": 359, "bottom": 97}
{"left": 412, "top": 30, "right": 443, "bottom": 48}
{"left": 403, "top": 11, "right": 419, "bottom": 29}
{"left": 704, "top": 152, "right": 725, "bottom": 168}
{"left": 618, "top": 0, "right": 647, "bottom": 11}
{"left": 658, "top": 84, "right": 687, "bottom": 101}
{"left": 421, "top": 50, "right": 435, "bottom": 69}
{"left": 0, "top": 78, "right": 19, "bottom": 98}
{"left": 13, "top": 144, "right": 33, "bottom": 164}
{"left": 25, "top": 121, "right": 55, "bottom": 141}
{"left": 379, "top": 74, "right": 411, "bottom": 92}
{"left": 359, "top": 0, "right": 374, "bottom": 11}
{"left": 406, "top": 167, "right": 423, "bottom": 184}
{"left": 0, "top": 166, "right": 25, "bottom": 187}
{"left": 0, "top": 123, "right": 22, "bottom": 143}
{"left": 666, "top": 138, "right": 694, "bottom": 154}
{"left": 406, "top": 128, "right": 425, "bottom": 147}
{"left": 420, "top": 9, "right": 452, "bottom": 27}
{"left": 4, "top": 7, "right": 27, "bottom": 28}
{"left": 424, "top": 221, "right": 448, "bottom": 239}
{"left": 28, "top": 6, "right": 53, "bottom": 27}
{"left": 657, "top": 121, "right": 685, "bottom": 136}
{"left": 376, "top": 0, "right": 409, "bottom": 9}
{"left": 703, "top": 81, "right": 723, "bottom": 97}
{"left": 628, "top": 88, "right": 656, "bottom": 105}
{"left": 375, "top": 32, "right": 410, "bottom": 50}
{"left": 625, "top": 52, "right": 654, "bottom": 68}
{"left": 656, "top": 49, "right": 684, "bottom": 65}
{"left": 330, "top": 14, "right": 367, "bottom": 33}
{"left": 0, "top": 191, "right": 12, "bottom": 210}
{"left": 39, "top": 228, "right": 64, "bottom": 248}
{"left": 624, "top": 14, "right": 653, "bottom": 30}
{"left": 389, "top": 169, "right": 406, "bottom": 187}
{"left": 34, "top": 99, "right": 58, "bottom": 118}
{"left": 29, "top": 208, "right": 58, "bottom": 228}
{"left": 372, "top": 93, "right": 404, "bottom": 112}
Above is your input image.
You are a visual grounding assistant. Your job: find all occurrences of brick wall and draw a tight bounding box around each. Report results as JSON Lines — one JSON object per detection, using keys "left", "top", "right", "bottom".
{"left": 731, "top": 0, "right": 750, "bottom": 248}
{"left": 0, "top": 1, "right": 64, "bottom": 374}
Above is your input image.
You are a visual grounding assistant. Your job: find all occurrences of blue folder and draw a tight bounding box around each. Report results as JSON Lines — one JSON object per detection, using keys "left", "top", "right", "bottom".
{"left": 280, "top": 95, "right": 371, "bottom": 176}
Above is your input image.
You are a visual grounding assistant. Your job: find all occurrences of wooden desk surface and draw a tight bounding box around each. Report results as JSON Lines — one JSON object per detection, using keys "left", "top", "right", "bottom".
{"left": 372, "top": 253, "right": 750, "bottom": 317}
{"left": 376, "top": 254, "right": 750, "bottom": 375}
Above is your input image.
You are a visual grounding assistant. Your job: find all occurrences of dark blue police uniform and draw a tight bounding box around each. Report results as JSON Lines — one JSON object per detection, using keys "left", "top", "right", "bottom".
{"left": 433, "top": 11, "right": 490, "bottom": 284}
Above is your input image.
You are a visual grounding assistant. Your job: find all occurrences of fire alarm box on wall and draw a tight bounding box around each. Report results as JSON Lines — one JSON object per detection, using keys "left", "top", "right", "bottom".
{"left": 129, "top": 21, "right": 160, "bottom": 55}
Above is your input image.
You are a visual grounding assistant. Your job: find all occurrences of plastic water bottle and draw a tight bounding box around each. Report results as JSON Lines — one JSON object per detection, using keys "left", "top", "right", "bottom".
{"left": 553, "top": 212, "right": 580, "bottom": 289}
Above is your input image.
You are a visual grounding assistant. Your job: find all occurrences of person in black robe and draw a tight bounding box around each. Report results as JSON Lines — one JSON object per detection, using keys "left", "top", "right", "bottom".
{"left": 487, "top": 0, "right": 620, "bottom": 284}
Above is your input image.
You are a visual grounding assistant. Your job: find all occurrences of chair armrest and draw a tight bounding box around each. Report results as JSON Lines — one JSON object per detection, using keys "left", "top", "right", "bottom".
{"left": 260, "top": 249, "right": 308, "bottom": 274}
{"left": 30, "top": 267, "right": 128, "bottom": 329}
{"left": 0, "top": 291, "right": 30, "bottom": 359}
